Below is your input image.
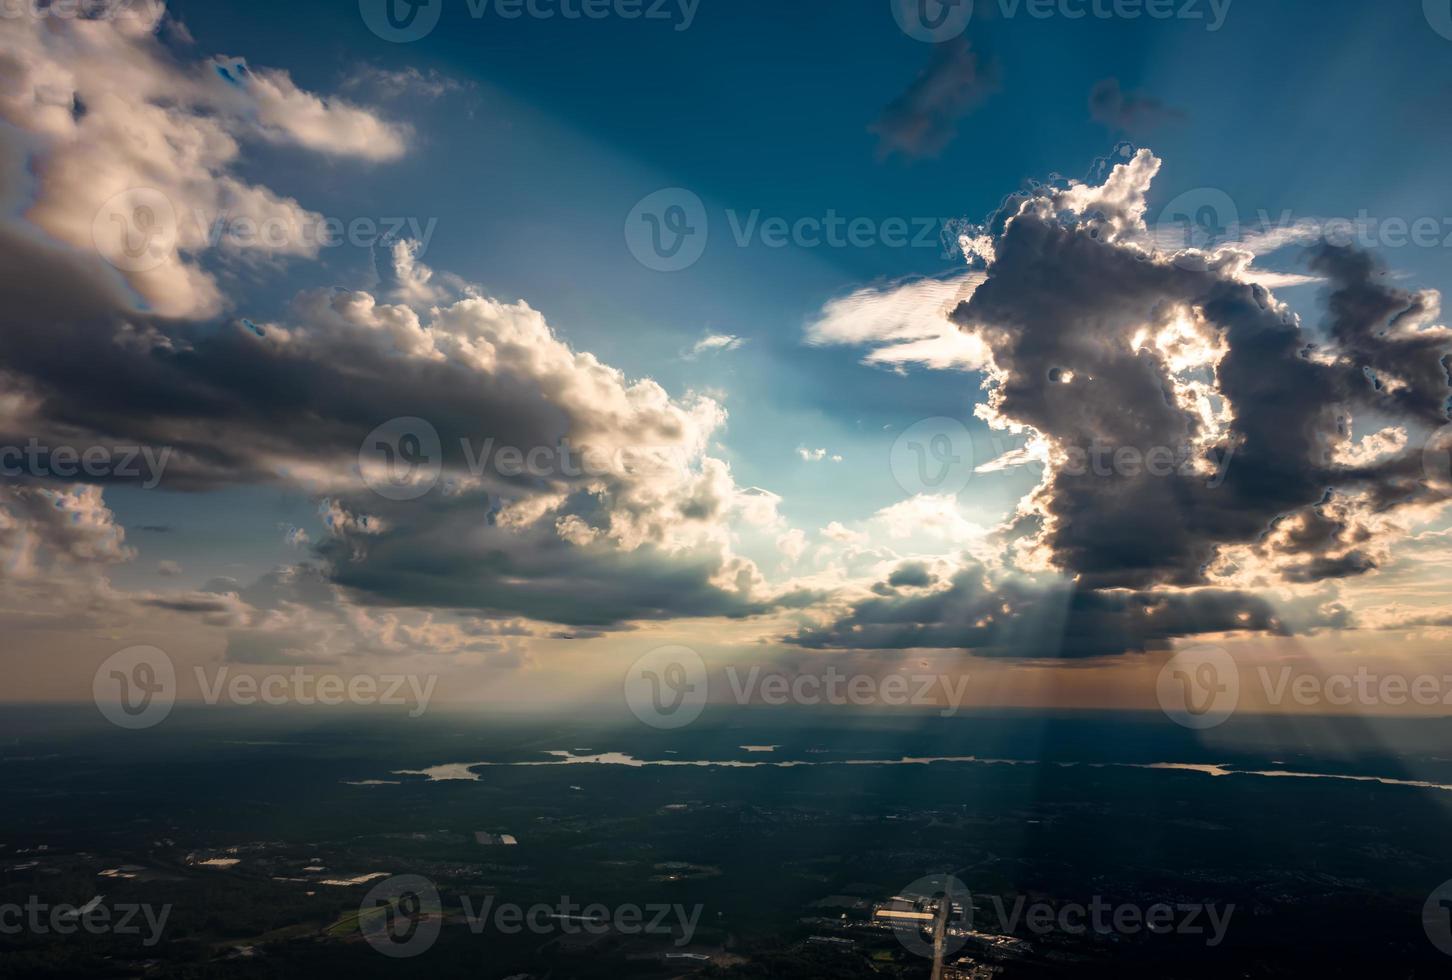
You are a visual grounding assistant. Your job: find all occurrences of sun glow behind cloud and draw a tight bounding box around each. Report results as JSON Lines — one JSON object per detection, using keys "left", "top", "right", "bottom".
{"left": 0, "top": 9, "right": 1448, "bottom": 714}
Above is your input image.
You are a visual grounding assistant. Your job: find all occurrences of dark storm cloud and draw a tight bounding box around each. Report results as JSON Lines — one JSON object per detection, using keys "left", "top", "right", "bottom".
{"left": 871, "top": 39, "right": 996, "bottom": 159}
{"left": 0, "top": 223, "right": 797, "bottom": 629}
{"left": 319, "top": 505, "right": 790, "bottom": 627}
{"left": 1088, "top": 78, "right": 1185, "bottom": 136}
{"left": 787, "top": 561, "right": 1295, "bottom": 658}
{"left": 0, "top": 226, "right": 571, "bottom": 492}
{"left": 887, "top": 561, "right": 936, "bottom": 588}
{"left": 140, "top": 596, "right": 235, "bottom": 615}
{"left": 1308, "top": 244, "right": 1452, "bottom": 426}
{"left": 1279, "top": 551, "right": 1377, "bottom": 583}
{"left": 948, "top": 195, "right": 1451, "bottom": 591}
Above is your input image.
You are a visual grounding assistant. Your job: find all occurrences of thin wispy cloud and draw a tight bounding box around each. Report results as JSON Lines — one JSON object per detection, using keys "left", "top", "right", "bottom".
{"left": 685, "top": 332, "right": 745, "bottom": 358}
{"left": 871, "top": 39, "right": 997, "bottom": 159}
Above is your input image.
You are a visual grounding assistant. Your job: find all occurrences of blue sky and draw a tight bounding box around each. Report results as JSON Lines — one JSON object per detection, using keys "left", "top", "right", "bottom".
{"left": 3, "top": 0, "right": 1452, "bottom": 711}
{"left": 115, "top": 0, "right": 1452, "bottom": 582}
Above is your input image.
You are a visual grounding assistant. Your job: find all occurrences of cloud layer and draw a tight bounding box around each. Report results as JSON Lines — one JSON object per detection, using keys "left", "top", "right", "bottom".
{"left": 793, "top": 149, "right": 1450, "bottom": 656}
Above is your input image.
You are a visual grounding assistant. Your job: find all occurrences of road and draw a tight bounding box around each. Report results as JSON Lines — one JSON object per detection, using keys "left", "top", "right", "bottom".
{"left": 930, "top": 896, "right": 950, "bottom": 980}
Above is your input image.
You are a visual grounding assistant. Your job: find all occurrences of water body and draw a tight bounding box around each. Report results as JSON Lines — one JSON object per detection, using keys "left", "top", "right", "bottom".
{"left": 386, "top": 751, "right": 1452, "bottom": 791}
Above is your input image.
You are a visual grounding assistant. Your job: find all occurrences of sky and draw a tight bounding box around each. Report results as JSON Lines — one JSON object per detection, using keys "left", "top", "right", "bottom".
{"left": 1, "top": 0, "right": 1451, "bottom": 718}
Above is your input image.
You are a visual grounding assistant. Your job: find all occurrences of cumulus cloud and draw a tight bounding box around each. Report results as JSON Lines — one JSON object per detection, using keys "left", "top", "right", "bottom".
{"left": 787, "top": 559, "right": 1309, "bottom": 658}
{"left": 945, "top": 149, "right": 1449, "bottom": 595}
{"left": 210, "top": 58, "right": 407, "bottom": 160}
{"left": 872, "top": 494, "right": 987, "bottom": 546}
{"left": 786, "top": 149, "right": 1448, "bottom": 655}
{"left": 2, "top": 11, "right": 1445, "bottom": 667}
{"left": 0, "top": 13, "right": 813, "bottom": 644}
{"left": 0, "top": 484, "right": 138, "bottom": 632}
{"left": 4, "top": 232, "right": 798, "bottom": 627}
{"left": 0, "top": 484, "right": 132, "bottom": 574}
{"left": 0, "top": 11, "right": 407, "bottom": 317}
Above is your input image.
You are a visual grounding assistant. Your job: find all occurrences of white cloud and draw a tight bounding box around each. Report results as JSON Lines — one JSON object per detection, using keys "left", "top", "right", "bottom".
{"left": 796, "top": 447, "right": 842, "bottom": 463}
{"left": 0, "top": 13, "right": 408, "bottom": 317}
{"left": 804, "top": 271, "right": 990, "bottom": 371}
{"left": 776, "top": 528, "right": 808, "bottom": 563}
{"left": 871, "top": 494, "right": 989, "bottom": 546}
{"left": 686, "top": 333, "right": 745, "bottom": 358}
